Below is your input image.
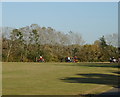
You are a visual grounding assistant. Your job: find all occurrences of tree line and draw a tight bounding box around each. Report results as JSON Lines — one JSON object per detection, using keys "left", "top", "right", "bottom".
{"left": 2, "top": 24, "right": 119, "bottom": 62}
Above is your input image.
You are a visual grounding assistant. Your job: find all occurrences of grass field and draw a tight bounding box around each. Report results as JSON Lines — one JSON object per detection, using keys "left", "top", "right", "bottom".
{"left": 2, "top": 62, "right": 119, "bottom": 95}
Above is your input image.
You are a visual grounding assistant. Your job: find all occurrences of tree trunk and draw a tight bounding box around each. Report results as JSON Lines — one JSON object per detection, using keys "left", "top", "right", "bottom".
{"left": 6, "top": 44, "right": 12, "bottom": 62}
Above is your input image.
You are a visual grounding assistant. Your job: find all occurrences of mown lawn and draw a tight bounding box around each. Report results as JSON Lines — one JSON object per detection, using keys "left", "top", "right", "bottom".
{"left": 2, "top": 62, "right": 119, "bottom": 95}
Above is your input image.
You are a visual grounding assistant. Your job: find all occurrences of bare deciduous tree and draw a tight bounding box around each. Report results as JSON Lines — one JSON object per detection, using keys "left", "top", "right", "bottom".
{"left": 105, "top": 33, "right": 118, "bottom": 47}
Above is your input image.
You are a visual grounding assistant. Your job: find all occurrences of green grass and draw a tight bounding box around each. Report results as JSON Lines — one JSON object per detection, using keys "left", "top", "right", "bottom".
{"left": 2, "top": 62, "right": 119, "bottom": 95}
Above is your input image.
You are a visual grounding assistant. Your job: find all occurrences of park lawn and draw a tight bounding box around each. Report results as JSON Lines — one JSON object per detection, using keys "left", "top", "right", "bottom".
{"left": 2, "top": 62, "right": 119, "bottom": 95}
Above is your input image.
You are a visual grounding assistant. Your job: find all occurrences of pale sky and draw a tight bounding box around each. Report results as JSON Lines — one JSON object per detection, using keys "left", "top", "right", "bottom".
{"left": 2, "top": 2, "right": 118, "bottom": 44}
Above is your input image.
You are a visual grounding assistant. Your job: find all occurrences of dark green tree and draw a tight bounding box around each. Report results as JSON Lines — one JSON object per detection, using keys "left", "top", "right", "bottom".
{"left": 99, "top": 36, "right": 108, "bottom": 48}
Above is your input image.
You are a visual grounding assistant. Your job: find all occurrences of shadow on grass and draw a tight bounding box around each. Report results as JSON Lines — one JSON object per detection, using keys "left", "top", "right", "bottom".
{"left": 2, "top": 95, "right": 119, "bottom": 97}
{"left": 80, "top": 63, "right": 119, "bottom": 68}
{"left": 80, "top": 93, "right": 120, "bottom": 97}
{"left": 112, "top": 71, "right": 120, "bottom": 74}
{"left": 60, "top": 73, "right": 119, "bottom": 88}
{"left": 63, "top": 63, "right": 119, "bottom": 68}
{"left": 60, "top": 72, "right": 120, "bottom": 96}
